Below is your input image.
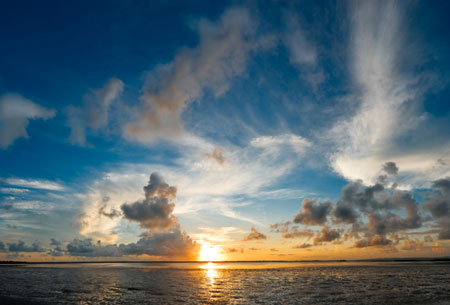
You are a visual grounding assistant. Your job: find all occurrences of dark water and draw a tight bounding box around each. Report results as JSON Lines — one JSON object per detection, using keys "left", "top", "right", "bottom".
{"left": 1, "top": 261, "right": 450, "bottom": 304}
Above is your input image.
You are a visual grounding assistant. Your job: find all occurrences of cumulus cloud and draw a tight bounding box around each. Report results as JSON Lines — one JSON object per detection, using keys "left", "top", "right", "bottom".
{"left": 50, "top": 238, "right": 61, "bottom": 246}
{"left": 383, "top": 162, "right": 399, "bottom": 175}
{"left": 293, "top": 198, "right": 331, "bottom": 225}
{"left": 242, "top": 227, "right": 267, "bottom": 241}
{"left": 329, "top": 0, "right": 450, "bottom": 188}
{"left": 74, "top": 173, "right": 199, "bottom": 259}
{"left": 78, "top": 133, "right": 311, "bottom": 241}
{"left": 8, "top": 240, "right": 45, "bottom": 252}
{"left": 0, "top": 94, "right": 55, "bottom": 149}
{"left": 270, "top": 221, "right": 314, "bottom": 239}
{"left": 273, "top": 166, "right": 429, "bottom": 247}
{"left": 313, "top": 227, "right": 341, "bottom": 245}
{"left": 331, "top": 179, "right": 422, "bottom": 236}
{"left": 67, "top": 229, "right": 197, "bottom": 259}
{"left": 424, "top": 177, "right": 450, "bottom": 239}
{"left": 354, "top": 236, "right": 392, "bottom": 248}
{"left": 121, "top": 173, "right": 178, "bottom": 230}
{"left": 68, "top": 78, "right": 124, "bottom": 145}
{"left": 125, "top": 7, "right": 273, "bottom": 142}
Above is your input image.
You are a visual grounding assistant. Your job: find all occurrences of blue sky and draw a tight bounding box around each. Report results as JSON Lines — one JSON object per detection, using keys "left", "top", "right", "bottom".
{"left": 1, "top": 0, "right": 450, "bottom": 260}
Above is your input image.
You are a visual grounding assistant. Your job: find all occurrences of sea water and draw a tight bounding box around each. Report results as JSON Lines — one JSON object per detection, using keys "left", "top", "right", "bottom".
{"left": 1, "top": 261, "right": 450, "bottom": 304}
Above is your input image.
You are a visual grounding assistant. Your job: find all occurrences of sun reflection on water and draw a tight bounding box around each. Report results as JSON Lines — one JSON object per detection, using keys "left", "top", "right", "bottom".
{"left": 205, "top": 262, "right": 217, "bottom": 285}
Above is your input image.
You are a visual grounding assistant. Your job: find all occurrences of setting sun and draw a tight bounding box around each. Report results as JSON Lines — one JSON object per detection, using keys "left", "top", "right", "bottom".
{"left": 199, "top": 242, "right": 220, "bottom": 262}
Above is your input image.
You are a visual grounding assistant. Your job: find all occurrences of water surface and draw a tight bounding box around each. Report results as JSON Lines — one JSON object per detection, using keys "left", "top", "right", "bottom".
{"left": 1, "top": 261, "right": 450, "bottom": 304}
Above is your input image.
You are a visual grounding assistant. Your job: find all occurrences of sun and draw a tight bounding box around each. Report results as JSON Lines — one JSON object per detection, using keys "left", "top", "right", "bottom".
{"left": 198, "top": 241, "right": 220, "bottom": 262}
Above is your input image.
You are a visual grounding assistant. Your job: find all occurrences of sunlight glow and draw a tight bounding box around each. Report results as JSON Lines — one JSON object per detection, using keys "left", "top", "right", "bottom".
{"left": 199, "top": 242, "right": 220, "bottom": 261}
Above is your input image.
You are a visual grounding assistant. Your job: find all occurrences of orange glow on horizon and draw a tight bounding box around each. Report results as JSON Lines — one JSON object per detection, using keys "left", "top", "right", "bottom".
{"left": 198, "top": 241, "right": 221, "bottom": 261}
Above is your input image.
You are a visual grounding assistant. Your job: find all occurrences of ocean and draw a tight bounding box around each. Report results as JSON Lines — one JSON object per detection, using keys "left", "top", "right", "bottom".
{"left": 1, "top": 261, "right": 450, "bottom": 304}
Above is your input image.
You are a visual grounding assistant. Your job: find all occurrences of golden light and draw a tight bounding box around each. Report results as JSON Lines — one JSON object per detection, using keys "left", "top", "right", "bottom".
{"left": 199, "top": 241, "right": 220, "bottom": 262}
{"left": 206, "top": 262, "right": 217, "bottom": 284}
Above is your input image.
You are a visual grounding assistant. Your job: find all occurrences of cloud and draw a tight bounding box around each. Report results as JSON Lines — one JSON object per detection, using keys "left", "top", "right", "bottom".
{"left": 204, "top": 147, "right": 226, "bottom": 165}
{"left": 274, "top": 166, "right": 428, "bottom": 247}
{"left": 8, "top": 240, "right": 45, "bottom": 252}
{"left": 224, "top": 247, "right": 243, "bottom": 253}
{"left": 354, "top": 236, "right": 392, "bottom": 248}
{"left": 98, "top": 197, "right": 121, "bottom": 219}
{"left": 0, "top": 94, "right": 55, "bottom": 149}
{"left": 270, "top": 222, "right": 314, "bottom": 239}
{"left": 74, "top": 173, "right": 199, "bottom": 259}
{"left": 125, "top": 7, "right": 272, "bottom": 142}
{"left": 121, "top": 173, "right": 178, "bottom": 231}
{"left": 424, "top": 177, "right": 450, "bottom": 239}
{"left": 2, "top": 178, "right": 65, "bottom": 191}
{"left": 78, "top": 133, "right": 311, "bottom": 241}
{"left": 293, "top": 198, "right": 331, "bottom": 225}
{"left": 293, "top": 243, "right": 312, "bottom": 249}
{"left": 282, "top": 11, "right": 324, "bottom": 87}
{"left": 242, "top": 227, "right": 267, "bottom": 241}
{"left": 383, "top": 162, "right": 399, "bottom": 175}
{"left": 68, "top": 78, "right": 124, "bottom": 145}
{"left": 50, "top": 238, "right": 61, "bottom": 246}
{"left": 313, "top": 227, "right": 340, "bottom": 244}
{"left": 329, "top": 1, "right": 450, "bottom": 188}
{"left": 67, "top": 229, "right": 198, "bottom": 259}
{"left": 331, "top": 179, "right": 422, "bottom": 236}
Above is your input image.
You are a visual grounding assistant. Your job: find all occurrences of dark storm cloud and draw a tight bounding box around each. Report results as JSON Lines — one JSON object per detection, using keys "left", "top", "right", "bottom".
{"left": 0, "top": 241, "right": 6, "bottom": 252}
{"left": 383, "top": 162, "right": 399, "bottom": 175}
{"left": 8, "top": 240, "right": 45, "bottom": 252}
{"left": 242, "top": 227, "right": 267, "bottom": 241}
{"left": 293, "top": 198, "right": 331, "bottom": 225}
{"left": 313, "top": 227, "right": 341, "bottom": 244}
{"left": 121, "top": 173, "right": 178, "bottom": 230}
{"left": 354, "top": 236, "right": 392, "bottom": 248}
{"left": 67, "top": 229, "right": 198, "bottom": 258}
{"left": 423, "top": 177, "right": 450, "bottom": 239}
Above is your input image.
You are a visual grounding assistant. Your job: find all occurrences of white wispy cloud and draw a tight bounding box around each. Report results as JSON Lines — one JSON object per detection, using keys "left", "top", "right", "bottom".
{"left": 77, "top": 133, "right": 311, "bottom": 242}
{"left": 2, "top": 178, "right": 65, "bottom": 191}
{"left": 328, "top": 0, "right": 450, "bottom": 188}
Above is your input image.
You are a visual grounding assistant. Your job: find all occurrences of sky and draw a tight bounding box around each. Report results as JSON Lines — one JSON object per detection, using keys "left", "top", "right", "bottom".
{"left": 1, "top": 0, "right": 450, "bottom": 261}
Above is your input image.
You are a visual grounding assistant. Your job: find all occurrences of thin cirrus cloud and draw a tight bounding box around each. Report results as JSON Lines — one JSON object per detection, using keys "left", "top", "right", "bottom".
{"left": 328, "top": 0, "right": 450, "bottom": 189}
{"left": 0, "top": 94, "right": 55, "bottom": 149}
{"left": 2, "top": 178, "right": 65, "bottom": 191}
{"left": 77, "top": 133, "right": 311, "bottom": 242}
